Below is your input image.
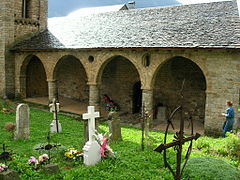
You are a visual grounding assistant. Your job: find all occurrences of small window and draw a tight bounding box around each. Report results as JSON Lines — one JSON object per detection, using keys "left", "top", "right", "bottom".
{"left": 142, "top": 54, "right": 151, "bottom": 67}
{"left": 22, "top": 0, "right": 30, "bottom": 18}
{"left": 88, "top": 56, "right": 94, "bottom": 63}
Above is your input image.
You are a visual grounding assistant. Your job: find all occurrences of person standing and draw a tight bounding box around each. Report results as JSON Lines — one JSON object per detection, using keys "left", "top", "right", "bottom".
{"left": 222, "top": 101, "right": 235, "bottom": 137}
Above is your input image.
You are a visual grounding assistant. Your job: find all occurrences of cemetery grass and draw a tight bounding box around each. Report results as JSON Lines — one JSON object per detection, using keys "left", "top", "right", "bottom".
{"left": 0, "top": 108, "right": 240, "bottom": 179}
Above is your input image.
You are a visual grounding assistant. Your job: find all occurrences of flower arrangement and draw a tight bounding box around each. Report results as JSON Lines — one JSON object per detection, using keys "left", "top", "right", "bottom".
{"left": 1, "top": 108, "right": 14, "bottom": 114}
{"left": 64, "top": 148, "right": 83, "bottom": 160}
{"left": 0, "top": 99, "right": 15, "bottom": 114}
{"left": 38, "top": 154, "right": 49, "bottom": 164}
{"left": 95, "top": 132, "right": 115, "bottom": 159}
{"left": 28, "top": 154, "right": 49, "bottom": 169}
{"left": 0, "top": 163, "right": 8, "bottom": 173}
{"left": 28, "top": 156, "right": 39, "bottom": 169}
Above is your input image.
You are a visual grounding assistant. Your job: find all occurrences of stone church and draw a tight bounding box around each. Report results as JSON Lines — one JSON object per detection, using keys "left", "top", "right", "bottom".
{"left": 1, "top": 0, "right": 240, "bottom": 136}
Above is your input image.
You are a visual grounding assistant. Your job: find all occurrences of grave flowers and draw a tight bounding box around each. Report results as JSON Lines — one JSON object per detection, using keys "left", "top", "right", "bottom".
{"left": 0, "top": 163, "right": 8, "bottom": 172}
{"left": 28, "top": 154, "right": 49, "bottom": 169}
{"left": 39, "top": 154, "right": 49, "bottom": 164}
{"left": 95, "top": 133, "right": 115, "bottom": 159}
{"left": 28, "top": 156, "right": 39, "bottom": 169}
{"left": 1, "top": 108, "right": 14, "bottom": 114}
{"left": 64, "top": 148, "right": 83, "bottom": 161}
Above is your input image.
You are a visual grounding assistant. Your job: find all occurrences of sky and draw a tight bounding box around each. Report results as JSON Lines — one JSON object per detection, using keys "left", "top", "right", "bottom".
{"left": 48, "top": 0, "right": 231, "bottom": 18}
{"left": 178, "top": 0, "right": 228, "bottom": 4}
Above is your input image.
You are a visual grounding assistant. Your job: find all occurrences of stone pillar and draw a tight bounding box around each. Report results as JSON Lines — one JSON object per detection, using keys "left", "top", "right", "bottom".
{"left": 15, "top": 75, "right": 26, "bottom": 98}
{"left": 48, "top": 79, "right": 58, "bottom": 102}
{"left": 142, "top": 89, "right": 153, "bottom": 127}
{"left": 88, "top": 83, "right": 100, "bottom": 111}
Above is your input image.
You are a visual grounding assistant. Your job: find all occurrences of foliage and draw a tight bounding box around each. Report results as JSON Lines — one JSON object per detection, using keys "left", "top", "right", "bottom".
{"left": 4, "top": 122, "right": 16, "bottom": 139}
{"left": 225, "top": 132, "right": 240, "bottom": 162}
{"left": 183, "top": 157, "right": 240, "bottom": 180}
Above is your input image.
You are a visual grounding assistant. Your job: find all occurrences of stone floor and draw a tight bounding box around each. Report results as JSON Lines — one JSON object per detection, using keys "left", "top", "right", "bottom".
{"left": 24, "top": 96, "right": 88, "bottom": 114}
{"left": 24, "top": 96, "right": 204, "bottom": 135}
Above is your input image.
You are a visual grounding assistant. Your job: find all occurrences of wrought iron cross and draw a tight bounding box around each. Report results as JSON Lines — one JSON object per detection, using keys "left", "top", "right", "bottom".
{"left": 49, "top": 98, "right": 60, "bottom": 133}
{"left": 0, "top": 144, "right": 11, "bottom": 164}
{"left": 141, "top": 105, "right": 146, "bottom": 151}
{"left": 154, "top": 80, "right": 201, "bottom": 180}
{"left": 35, "top": 132, "right": 61, "bottom": 163}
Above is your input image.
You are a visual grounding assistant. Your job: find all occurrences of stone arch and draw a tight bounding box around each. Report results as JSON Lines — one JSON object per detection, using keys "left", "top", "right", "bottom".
{"left": 98, "top": 55, "right": 142, "bottom": 114}
{"left": 151, "top": 56, "right": 207, "bottom": 89}
{"left": 94, "top": 53, "right": 143, "bottom": 84}
{"left": 152, "top": 56, "right": 207, "bottom": 127}
{"left": 53, "top": 55, "right": 89, "bottom": 102}
{"left": 20, "top": 54, "right": 48, "bottom": 98}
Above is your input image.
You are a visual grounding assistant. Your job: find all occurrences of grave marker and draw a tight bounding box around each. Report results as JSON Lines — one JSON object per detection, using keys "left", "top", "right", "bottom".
{"left": 49, "top": 99, "right": 62, "bottom": 133}
{"left": 154, "top": 80, "right": 201, "bottom": 180}
{"left": 15, "top": 104, "right": 29, "bottom": 140}
{"left": 108, "top": 112, "right": 122, "bottom": 141}
{"left": 82, "top": 106, "right": 101, "bottom": 166}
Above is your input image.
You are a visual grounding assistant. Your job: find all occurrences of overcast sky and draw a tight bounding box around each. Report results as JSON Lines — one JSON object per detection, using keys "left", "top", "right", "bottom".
{"left": 178, "top": 0, "right": 228, "bottom": 4}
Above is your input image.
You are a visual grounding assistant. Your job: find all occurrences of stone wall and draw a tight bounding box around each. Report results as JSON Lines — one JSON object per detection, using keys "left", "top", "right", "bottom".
{"left": 0, "top": 0, "right": 15, "bottom": 98}
{"left": 0, "top": 2, "right": 5, "bottom": 96}
{"left": 153, "top": 56, "right": 206, "bottom": 123}
{"left": 100, "top": 56, "right": 140, "bottom": 113}
{"left": 55, "top": 56, "right": 88, "bottom": 102}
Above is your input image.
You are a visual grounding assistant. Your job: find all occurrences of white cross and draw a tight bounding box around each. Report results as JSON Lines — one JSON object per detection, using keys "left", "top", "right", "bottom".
{"left": 82, "top": 106, "right": 100, "bottom": 142}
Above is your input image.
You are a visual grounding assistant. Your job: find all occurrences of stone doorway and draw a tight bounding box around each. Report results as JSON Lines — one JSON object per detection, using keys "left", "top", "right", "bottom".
{"left": 26, "top": 56, "right": 48, "bottom": 98}
{"left": 132, "top": 81, "right": 142, "bottom": 114}
{"left": 153, "top": 56, "right": 206, "bottom": 131}
{"left": 53, "top": 55, "right": 89, "bottom": 105}
{"left": 100, "top": 56, "right": 140, "bottom": 118}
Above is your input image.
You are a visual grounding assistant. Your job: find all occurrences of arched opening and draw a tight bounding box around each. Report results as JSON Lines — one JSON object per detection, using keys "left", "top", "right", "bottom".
{"left": 53, "top": 55, "right": 88, "bottom": 113}
{"left": 26, "top": 56, "right": 48, "bottom": 97}
{"left": 132, "top": 81, "right": 142, "bottom": 114}
{"left": 153, "top": 56, "right": 206, "bottom": 133}
{"left": 100, "top": 56, "right": 141, "bottom": 117}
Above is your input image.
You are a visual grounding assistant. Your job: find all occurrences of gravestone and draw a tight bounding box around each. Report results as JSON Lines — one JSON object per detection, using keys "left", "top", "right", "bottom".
{"left": 108, "top": 112, "right": 122, "bottom": 141}
{"left": 49, "top": 99, "right": 62, "bottom": 133}
{"left": 43, "top": 164, "right": 60, "bottom": 175}
{"left": 0, "top": 170, "right": 20, "bottom": 180}
{"left": 14, "top": 104, "right": 30, "bottom": 140}
{"left": 82, "top": 106, "right": 101, "bottom": 166}
{"left": 156, "top": 106, "right": 166, "bottom": 125}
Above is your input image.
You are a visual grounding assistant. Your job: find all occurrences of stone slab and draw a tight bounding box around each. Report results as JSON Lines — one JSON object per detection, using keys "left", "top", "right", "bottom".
{"left": 0, "top": 170, "right": 20, "bottom": 180}
{"left": 43, "top": 164, "right": 60, "bottom": 175}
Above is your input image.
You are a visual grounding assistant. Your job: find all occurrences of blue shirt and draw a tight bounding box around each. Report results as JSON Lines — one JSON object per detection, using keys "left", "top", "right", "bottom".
{"left": 226, "top": 107, "right": 234, "bottom": 121}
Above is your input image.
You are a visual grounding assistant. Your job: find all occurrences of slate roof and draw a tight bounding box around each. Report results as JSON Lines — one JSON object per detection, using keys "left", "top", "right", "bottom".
{"left": 12, "top": 0, "right": 240, "bottom": 51}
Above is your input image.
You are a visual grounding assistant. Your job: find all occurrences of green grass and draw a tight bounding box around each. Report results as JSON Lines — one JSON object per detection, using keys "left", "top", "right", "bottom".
{"left": 0, "top": 102, "right": 240, "bottom": 180}
{"left": 183, "top": 157, "right": 240, "bottom": 180}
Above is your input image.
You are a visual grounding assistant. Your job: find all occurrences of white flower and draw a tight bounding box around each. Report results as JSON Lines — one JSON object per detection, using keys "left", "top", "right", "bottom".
{"left": 39, "top": 154, "right": 49, "bottom": 163}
